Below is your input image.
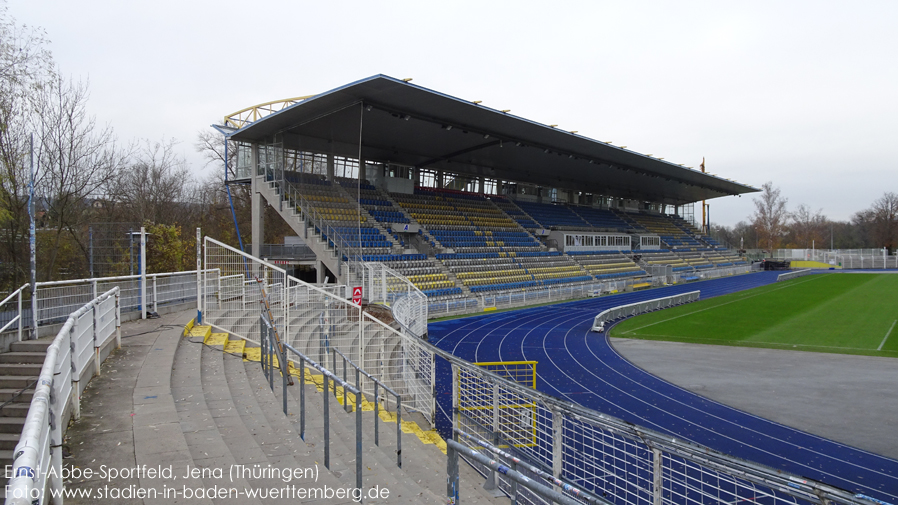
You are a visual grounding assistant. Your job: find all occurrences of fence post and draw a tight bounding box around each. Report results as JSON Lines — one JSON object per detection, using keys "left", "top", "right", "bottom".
{"left": 653, "top": 448, "right": 663, "bottom": 505}
{"left": 299, "top": 359, "right": 305, "bottom": 440}
{"left": 396, "top": 396, "right": 402, "bottom": 468}
{"left": 153, "top": 276, "right": 158, "bottom": 313}
{"left": 197, "top": 228, "right": 203, "bottom": 323}
{"left": 552, "top": 408, "right": 563, "bottom": 490}
{"left": 115, "top": 291, "right": 122, "bottom": 349}
{"left": 17, "top": 289, "right": 22, "bottom": 342}
{"left": 374, "top": 381, "right": 379, "bottom": 446}
{"left": 70, "top": 323, "right": 81, "bottom": 421}
{"left": 140, "top": 226, "right": 147, "bottom": 320}
{"left": 92, "top": 304, "right": 100, "bottom": 377}
{"left": 323, "top": 371, "right": 330, "bottom": 469}
{"left": 355, "top": 383, "right": 363, "bottom": 499}
{"left": 447, "top": 438, "right": 459, "bottom": 505}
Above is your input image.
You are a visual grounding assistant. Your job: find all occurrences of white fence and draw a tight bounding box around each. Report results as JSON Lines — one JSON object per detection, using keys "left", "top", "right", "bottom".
{"left": 361, "top": 262, "right": 428, "bottom": 338}
{"left": 591, "top": 291, "right": 700, "bottom": 330}
{"left": 202, "top": 237, "right": 436, "bottom": 419}
{"left": 448, "top": 351, "right": 871, "bottom": 505}
{"left": 6, "top": 288, "right": 121, "bottom": 505}
{"left": 0, "top": 271, "right": 210, "bottom": 340}
{"left": 773, "top": 249, "right": 898, "bottom": 269}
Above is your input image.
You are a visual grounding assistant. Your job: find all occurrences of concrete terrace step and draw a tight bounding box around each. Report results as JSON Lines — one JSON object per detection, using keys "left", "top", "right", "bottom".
{"left": 8, "top": 340, "right": 53, "bottom": 353}
{"left": 172, "top": 335, "right": 261, "bottom": 504}
{"left": 245, "top": 360, "right": 441, "bottom": 504}
{"left": 0, "top": 352, "right": 49, "bottom": 364}
{"left": 0, "top": 363, "right": 43, "bottom": 375}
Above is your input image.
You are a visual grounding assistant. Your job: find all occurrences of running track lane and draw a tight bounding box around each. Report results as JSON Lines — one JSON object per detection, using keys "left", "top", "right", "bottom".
{"left": 429, "top": 271, "right": 898, "bottom": 502}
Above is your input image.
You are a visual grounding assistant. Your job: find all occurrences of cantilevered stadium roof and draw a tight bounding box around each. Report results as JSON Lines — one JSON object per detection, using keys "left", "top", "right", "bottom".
{"left": 228, "top": 75, "right": 757, "bottom": 205}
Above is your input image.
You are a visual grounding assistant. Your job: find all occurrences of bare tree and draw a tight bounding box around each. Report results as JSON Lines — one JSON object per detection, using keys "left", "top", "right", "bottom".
{"left": 34, "top": 74, "right": 128, "bottom": 279}
{"left": 751, "top": 182, "right": 789, "bottom": 252}
{"left": 108, "top": 137, "right": 196, "bottom": 225}
{"left": 864, "top": 192, "right": 898, "bottom": 253}
{"left": 788, "top": 204, "right": 826, "bottom": 248}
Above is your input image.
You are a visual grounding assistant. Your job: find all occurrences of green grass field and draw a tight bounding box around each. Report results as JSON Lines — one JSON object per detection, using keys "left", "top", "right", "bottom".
{"left": 611, "top": 273, "right": 898, "bottom": 358}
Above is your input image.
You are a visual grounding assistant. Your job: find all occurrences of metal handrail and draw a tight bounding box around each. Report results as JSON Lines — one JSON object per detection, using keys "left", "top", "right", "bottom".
{"left": 447, "top": 439, "right": 584, "bottom": 505}
{"left": 454, "top": 428, "right": 609, "bottom": 505}
{"left": 6, "top": 287, "right": 121, "bottom": 505}
{"left": 276, "top": 331, "right": 364, "bottom": 496}
{"left": 332, "top": 347, "right": 402, "bottom": 467}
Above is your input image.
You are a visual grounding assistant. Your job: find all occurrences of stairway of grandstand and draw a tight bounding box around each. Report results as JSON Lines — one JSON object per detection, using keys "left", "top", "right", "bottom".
{"left": 264, "top": 173, "right": 746, "bottom": 301}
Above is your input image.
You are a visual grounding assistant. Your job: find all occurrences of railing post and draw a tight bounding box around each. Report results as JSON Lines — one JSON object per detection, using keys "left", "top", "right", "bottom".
{"left": 653, "top": 448, "right": 663, "bottom": 505}
{"left": 355, "top": 383, "right": 363, "bottom": 499}
{"left": 323, "top": 371, "right": 330, "bottom": 469}
{"left": 396, "top": 396, "right": 402, "bottom": 468}
{"left": 153, "top": 275, "right": 158, "bottom": 313}
{"left": 552, "top": 407, "right": 563, "bottom": 490}
{"left": 70, "top": 323, "right": 81, "bottom": 421}
{"left": 447, "top": 437, "right": 459, "bottom": 505}
{"left": 343, "top": 356, "right": 349, "bottom": 413}
{"left": 299, "top": 358, "right": 305, "bottom": 440}
{"left": 17, "top": 288, "right": 22, "bottom": 342}
{"left": 268, "top": 328, "right": 274, "bottom": 391}
{"left": 115, "top": 290, "right": 122, "bottom": 349}
{"left": 374, "top": 382, "right": 379, "bottom": 446}
{"left": 92, "top": 303, "right": 100, "bottom": 377}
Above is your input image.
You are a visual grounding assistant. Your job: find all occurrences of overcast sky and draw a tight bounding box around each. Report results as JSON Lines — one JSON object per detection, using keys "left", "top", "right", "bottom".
{"left": 9, "top": 0, "right": 897, "bottom": 226}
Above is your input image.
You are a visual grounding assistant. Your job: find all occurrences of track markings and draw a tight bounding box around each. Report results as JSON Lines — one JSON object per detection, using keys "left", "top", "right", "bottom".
{"left": 878, "top": 320, "right": 897, "bottom": 351}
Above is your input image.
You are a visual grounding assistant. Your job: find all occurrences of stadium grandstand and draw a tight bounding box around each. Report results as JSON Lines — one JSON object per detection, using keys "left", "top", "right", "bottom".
{"left": 222, "top": 74, "right": 756, "bottom": 306}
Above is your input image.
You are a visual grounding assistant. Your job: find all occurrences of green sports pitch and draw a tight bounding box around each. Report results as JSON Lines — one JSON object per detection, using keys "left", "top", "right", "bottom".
{"left": 611, "top": 273, "right": 898, "bottom": 358}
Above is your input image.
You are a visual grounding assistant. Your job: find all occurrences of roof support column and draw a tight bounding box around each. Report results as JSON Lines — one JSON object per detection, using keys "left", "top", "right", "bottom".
{"left": 437, "top": 170, "right": 443, "bottom": 189}
{"left": 326, "top": 154, "right": 335, "bottom": 181}
{"left": 251, "top": 142, "right": 264, "bottom": 259}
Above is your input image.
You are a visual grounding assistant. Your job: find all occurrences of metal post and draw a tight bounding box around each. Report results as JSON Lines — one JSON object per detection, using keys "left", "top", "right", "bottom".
{"left": 282, "top": 350, "right": 288, "bottom": 416}
{"left": 355, "top": 382, "right": 363, "bottom": 498}
{"left": 552, "top": 408, "right": 563, "bottom": 487}
{"left": 374, "top": 382, "right": 379, "bottom": 446}
{"left": 447, "top": 438, "right": 459, "bottom": 505}
{"left": 652, "top": 448, "right": 663, "bottom": 505}
{"left": 17, "top": 289, "right": 22, "bottom": 342}
{"left": 196, "top": 228, "right": 203, "bottom": 323}
{"left": 343, "top": 356, "right": 349, "bottom": 413}
{"left": 29, "top": 134, "right": 36, "bottom": 340}
{"left": 89, "top": 226, "right": 94, "bottom": 278}
{"left": 396, "top": 396, "right": 402, "bottom": 468}
{"left": 299, "top": 359, "right": 305, "bottom": 440}
{"left": 115, "top": 291, "right": 122, "bottom": 349}
{"left": 153, "top": 276, "right": 158, "bottom": 313}
{"left": 268, "top": 330, "right": 274, "bottom": 391}
{"left": 140, "top": 226, "right": 147, "bottom": 319}
{"left": 92, "top": 304, "right": 100, "bottom": 376}
{"left": 323, "top": 371, "right": 330, "bottom": 469}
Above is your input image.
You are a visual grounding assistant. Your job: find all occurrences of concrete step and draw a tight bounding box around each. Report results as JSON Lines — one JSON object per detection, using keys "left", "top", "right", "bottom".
{"left": 0, "top": 376, "right": 37, "bottom": 389}
{"left": 0, "top": 403, "right": 29, "bottom": 418}
{"left": 0, "top": 388, "right": 34, "bottom": 403}
{"left": 246, "top": 361, "right": 441, "bottom": 503}
{"left": 0, "top": 433, "right": 20, "bottom": 450}
{"left": 8, "top": 340, "right": 52, "bottom": 353}
{"left": 0, "top": 417, "right": 25, "bottom": 433}
{"left": 171, "top": 336, "right": 257, "bottom": 505}
{"left": 0, "top": 363, "right": 42, "bottom": 376}
{"left": 220, "top": 349, "right": 359, "bottom": 496}
{"left": 0, "top": 352, "right": 48, "bottom": 364}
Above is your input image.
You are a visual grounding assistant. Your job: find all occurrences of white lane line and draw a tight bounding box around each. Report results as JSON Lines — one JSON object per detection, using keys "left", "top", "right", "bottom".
{"left": 878, "top": 320, "right": 897, "bottom": 351}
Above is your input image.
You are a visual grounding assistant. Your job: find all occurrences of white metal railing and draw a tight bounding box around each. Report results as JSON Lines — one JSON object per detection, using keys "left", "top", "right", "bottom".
{"left": 447, "top": 349, "right": 874, "bottom": 505}
{"left": 361, "top": 262, "right": 428, "bottom": 338}
{"left": 0, "top": 271, "right": 213, "bottom": 340}
{"left": 591, "top": 290, "right": 700, "bottom": 331}
{"left": 772, "top": 249, "right": 898, "bottom": 269}
{"left": 202, "top": 236, "right": 436, "bottom": 420}
{"left": 6, "top": 287, "right": 121, "bottom": 505}
{"left": 777, "top": 269, "right": 813, "bottom": 282}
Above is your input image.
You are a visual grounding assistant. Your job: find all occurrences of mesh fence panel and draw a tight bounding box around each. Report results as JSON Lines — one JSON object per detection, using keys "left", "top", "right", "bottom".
{"left": 450, "top": 360, "right": 853, "bottom": 505}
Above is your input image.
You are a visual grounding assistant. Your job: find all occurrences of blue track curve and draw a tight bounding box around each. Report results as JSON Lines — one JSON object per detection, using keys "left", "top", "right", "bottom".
{"left": 429, "top": 271, "right": 898, "bottom": 502}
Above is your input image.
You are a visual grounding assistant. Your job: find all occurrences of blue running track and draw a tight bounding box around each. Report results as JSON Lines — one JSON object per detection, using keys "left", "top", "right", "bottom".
{"left": 429, "top": 271, "right": 898, "bottom": 502}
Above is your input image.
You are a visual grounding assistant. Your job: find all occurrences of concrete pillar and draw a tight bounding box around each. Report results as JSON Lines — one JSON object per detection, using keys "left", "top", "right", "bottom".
{"left": 316, "top": 260, "right": 325, "bottom": 283}
{"left": 478, "top": 177, "right": 484, "bottom": 194}
{"left": 437, "top": 170, "right": 443, "bottom": 189}
{"left": 327, "top": 154, "right": 335, "bottom": 181}
{"left": 497, "top": 180, "right": 503, "bottom": 196}
{"left": 413, "top": 167, "right": 420, "bottom": 186}
{"left": 251, "top": 143, "right": 264, "bottom": 259}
